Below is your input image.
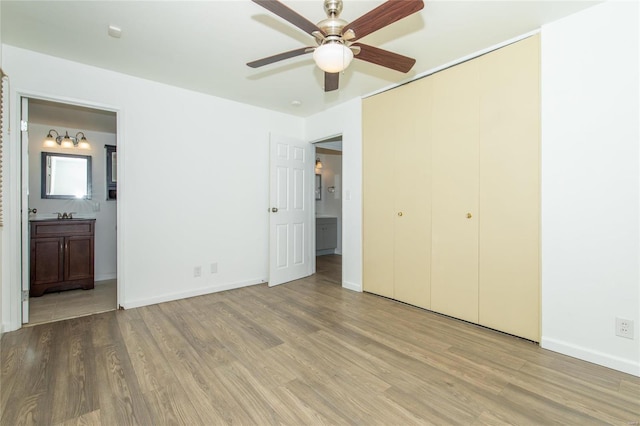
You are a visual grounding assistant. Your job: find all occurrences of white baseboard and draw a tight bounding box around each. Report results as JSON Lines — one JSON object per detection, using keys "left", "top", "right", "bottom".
{"left": 342, "top": 280, "right": 362, "bottom": 292}
{"left": 541, "top": 336, "right": 640, "bottom": 377}
{"left": 122, "top": 278, "right": 265, "bottom": 310}
{"left": 95, "top": 273, "right": 117, "bottom": 282}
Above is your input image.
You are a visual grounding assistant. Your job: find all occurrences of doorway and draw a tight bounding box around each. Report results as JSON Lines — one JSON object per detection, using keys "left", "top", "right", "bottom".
{"left": 314, "top": 137, "right": 343, "bottom": 285}
{"left": 22, "top": 97, "right": 118, "bottom": 325}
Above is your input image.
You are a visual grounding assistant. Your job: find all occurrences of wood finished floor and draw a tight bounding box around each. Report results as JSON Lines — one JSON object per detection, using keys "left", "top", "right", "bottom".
{"left": 2, "top": 255, "right": 639, "bottom": 425}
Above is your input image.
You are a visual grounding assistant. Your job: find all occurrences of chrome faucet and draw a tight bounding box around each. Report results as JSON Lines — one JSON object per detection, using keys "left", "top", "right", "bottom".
{"left": 55, "top": 212, "right": 75, "bottom": 219}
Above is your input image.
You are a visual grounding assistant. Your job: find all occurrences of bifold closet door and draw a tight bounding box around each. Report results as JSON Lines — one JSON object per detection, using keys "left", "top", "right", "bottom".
{"left": 363, "top": 82, "right": 431, "bottom": 307}
{"left": 363, "top": 90, "right": 396, "bottom": 299}
{"left": 478, "top": 35, "right": 540, "bottom": 341}
{"left": 393, "top": 80, "right": 432, "bottom": 309}
{"left": 430, "top": 59, "right": 480, "bottom": 323}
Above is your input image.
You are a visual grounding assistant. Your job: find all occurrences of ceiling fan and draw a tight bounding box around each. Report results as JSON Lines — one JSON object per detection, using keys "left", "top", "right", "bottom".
{"left": 247, "top": 0, "right": 424, "bottom": 92}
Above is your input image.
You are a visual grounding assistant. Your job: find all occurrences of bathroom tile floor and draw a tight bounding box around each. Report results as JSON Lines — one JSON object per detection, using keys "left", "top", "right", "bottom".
{"left": 27, "top": 279, "right": 117, "bottom": 325}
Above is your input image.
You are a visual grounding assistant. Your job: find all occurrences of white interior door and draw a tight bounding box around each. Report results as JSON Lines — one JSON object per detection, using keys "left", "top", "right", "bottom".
{"left": 20, "top": 97, "right": 30, "bottom": 323}
{"left": 269, "top": 134, "right": 313, "bottom": 286}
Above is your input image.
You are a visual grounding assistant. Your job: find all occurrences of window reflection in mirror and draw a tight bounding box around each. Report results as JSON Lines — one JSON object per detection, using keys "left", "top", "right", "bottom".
{"left": 41, "top": 152, "right": 92, "bottom": 199}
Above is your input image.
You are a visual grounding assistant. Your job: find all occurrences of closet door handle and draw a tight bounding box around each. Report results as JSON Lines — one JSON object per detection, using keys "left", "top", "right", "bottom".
{"left": 397, "top": 212, "right": 403, "bottom": 217}
{"left": 467, "top": 213, "right": 473, "bottom": 219}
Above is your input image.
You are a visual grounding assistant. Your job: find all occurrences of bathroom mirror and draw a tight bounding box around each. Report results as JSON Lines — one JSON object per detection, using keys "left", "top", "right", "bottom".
{"left": 315, "top": 174, "right": 322, "bottom": 200}
{"left": 105, "top": 145, "right": 117, "bottom": 200}
{"left": 41, "top": 152, "right": 92, "bottom": 199}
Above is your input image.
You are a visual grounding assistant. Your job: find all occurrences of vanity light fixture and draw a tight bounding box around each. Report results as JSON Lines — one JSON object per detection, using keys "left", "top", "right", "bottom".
{"left": 44, "top": 129, "right": 91, "bottom": 149}
{"left": 315, "top": 157, "right": 323, "bottom": 173}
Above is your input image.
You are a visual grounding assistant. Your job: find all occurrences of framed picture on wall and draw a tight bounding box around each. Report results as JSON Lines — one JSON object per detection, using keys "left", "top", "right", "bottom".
{"left": 105, "top": 144, "right": 117, "bottom": 200}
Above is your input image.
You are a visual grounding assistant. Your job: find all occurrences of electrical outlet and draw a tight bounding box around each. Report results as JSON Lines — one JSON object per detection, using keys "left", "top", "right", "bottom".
{"left": 210, "top": 263, "right": 218, "bottom": 274}
{"left": 193, "top": 266, "right": 202, "bottom": 278}
{"left": 615, "top": 317, "right": 634, "bottom": 339}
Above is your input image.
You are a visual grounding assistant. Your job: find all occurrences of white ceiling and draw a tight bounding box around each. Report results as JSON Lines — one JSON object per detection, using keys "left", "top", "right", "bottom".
{"left": 2, "top": 0, "right": 599, "bottom": 118}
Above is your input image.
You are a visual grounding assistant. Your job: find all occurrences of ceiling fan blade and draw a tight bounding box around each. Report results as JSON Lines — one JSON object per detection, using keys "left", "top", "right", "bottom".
{"left": 344, "top": 0, "right": 424, "bottom": 42}
{"left": 325, "top": 72, "right": 339, "bottom": 92}
{"left": 247, "top": 47, "right": 314, "bottom": 68}
{"left": 252, "top": 0, "right": 325, "bottom": 37}
{"left": 353, "top": 43, "right": 416, "bottom": 73}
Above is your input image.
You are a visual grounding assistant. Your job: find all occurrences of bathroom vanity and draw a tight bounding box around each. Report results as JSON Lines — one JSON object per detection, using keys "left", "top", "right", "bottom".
{"left": 30, "top": 219, "right": 95, "bottom": 297}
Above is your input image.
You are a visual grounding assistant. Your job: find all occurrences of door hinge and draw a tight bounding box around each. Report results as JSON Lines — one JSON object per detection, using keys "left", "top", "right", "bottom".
{"left": 22, "top": 290, "right": 29, "bottom": 301}
{"left": 20, "top": 120, "right": 28, "bottom": 131}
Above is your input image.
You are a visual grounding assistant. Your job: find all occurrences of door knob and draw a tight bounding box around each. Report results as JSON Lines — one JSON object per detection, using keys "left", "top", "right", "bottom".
{"left": 271, "top": 207, "right": 278, "bottom": 213}
{"left": 467, "top": 213, "right": 472, "bottom": 219}
{"left": 397, "top": 212, "right": 403, "bottom": 217}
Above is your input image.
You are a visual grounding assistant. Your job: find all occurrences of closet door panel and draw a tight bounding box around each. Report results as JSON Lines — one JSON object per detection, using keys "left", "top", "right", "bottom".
{"left": 478, "top": 35, "right": 540, "bottom": 341}
{"left": 394, "top": 80, "right": 432, "bottom": 309}
{"left": 431, "top": 60, "right": 480, "bottom": 323}
{"left": 363, "top": 91, "right": 398, "bottom": 298}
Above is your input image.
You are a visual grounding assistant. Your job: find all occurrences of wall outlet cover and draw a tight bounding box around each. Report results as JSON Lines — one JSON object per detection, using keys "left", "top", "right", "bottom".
{"left": 615, "top": 317, "right": 634, "bottom": 339}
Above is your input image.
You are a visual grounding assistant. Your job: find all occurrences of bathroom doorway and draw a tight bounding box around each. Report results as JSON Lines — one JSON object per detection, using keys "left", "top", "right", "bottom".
{"left": 314, "top": 136, "right": 343, "bottom": 285}
{"left": 22, "top": 97, "right": 118, "bottom": 325}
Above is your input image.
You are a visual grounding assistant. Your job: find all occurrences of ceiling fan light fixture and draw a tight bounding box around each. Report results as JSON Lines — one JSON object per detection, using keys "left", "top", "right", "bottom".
{"left": 313, "top": 42, "right": 353, "bottom": 73}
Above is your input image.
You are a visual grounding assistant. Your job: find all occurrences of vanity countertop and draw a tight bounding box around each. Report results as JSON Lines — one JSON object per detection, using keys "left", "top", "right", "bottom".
{"left": 30, "top": 216, "right": 96, "bottom": 222}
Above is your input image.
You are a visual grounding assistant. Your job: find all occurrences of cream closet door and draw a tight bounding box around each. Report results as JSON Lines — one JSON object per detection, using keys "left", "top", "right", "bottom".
{"left": 394, "top": 80, "right": 431, "bottom": 308}
{"left": 478, "top": 35, "right": 540, "bottom": 340}
{"left": 363, "top": 88, "right": 397, "bottom": 298}
{"left": 363, "top": 82, "right": 431, "bottom": 307}
{"left": 430, "top": 59, "right": 480, "bottom": 323}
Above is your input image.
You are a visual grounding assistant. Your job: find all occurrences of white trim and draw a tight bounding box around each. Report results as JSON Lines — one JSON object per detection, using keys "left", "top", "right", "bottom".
{"left": 365, "top": 29, "right": 541, "bottom": 100}
{"left": 122, "top": 278, "right": 264, "bottom": 310}
{"left": 541, "top": 337, "right": 640, "bottom": 377}
{"left": 342, "top": 280, "right": 361, "bottom": 293}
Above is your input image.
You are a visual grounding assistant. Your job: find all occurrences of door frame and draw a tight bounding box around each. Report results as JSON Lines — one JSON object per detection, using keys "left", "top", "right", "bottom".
{"left": 311, "top": 134, "right": 344, "bottom": 281}
{"left": 7, "top": 90, "right": 123, "bottom": 329}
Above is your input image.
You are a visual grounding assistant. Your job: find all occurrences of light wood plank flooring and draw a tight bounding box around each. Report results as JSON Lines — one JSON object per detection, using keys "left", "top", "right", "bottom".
{"left": 27, "top": 280, "right": 117, "bottom": 326}
{"left": 2, "top": 255, "right": 639, "bottom": 425}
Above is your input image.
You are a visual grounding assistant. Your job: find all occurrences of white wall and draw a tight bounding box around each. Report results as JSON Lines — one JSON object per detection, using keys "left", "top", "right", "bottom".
{"left": 2, "top": 45, "right": 303, "bottom": 330}
{"left": 27, "top": 123, "right": 117, "bottom": 281}
{"left": 306, "top": 99, "right": 362, "bottom": 292}
{"left": 0, "top": 4, "right": 4, "bottom": 334}
{"left": 541, "top": 1, "right": 640, "bottom": 376}
{"left": 315, "top": 151, "right": 342, "bottom": 254}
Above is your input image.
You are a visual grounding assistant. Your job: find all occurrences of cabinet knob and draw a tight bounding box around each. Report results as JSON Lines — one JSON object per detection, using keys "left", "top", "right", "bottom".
{"left": 397, "top": 212, "right": 403, "bottom": 217}
{"left": 467, "top": 213, "right": 472, "bottom": 219}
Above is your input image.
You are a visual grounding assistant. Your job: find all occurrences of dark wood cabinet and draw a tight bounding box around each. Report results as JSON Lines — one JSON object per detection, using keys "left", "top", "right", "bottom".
{"left": 30, "top": 219, "right": 95, "bottom": 297}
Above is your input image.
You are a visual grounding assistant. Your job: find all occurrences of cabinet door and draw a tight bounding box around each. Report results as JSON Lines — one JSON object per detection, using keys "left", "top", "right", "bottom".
{"left": 363, "top": 90, "right": 398, "bottom": 298}
{"left": 65, "top": 236, "right": 94, "bottom": 281}
{"left": 430, "top": 59, "right": 480, "bottom": 323}
{"left": 478, "top": 35, "right": 540, "bottom": 341}
{"left": 315, "top": 224, "right": 324, "bottom": 250}
{"left": 393, "top": 80, "right": 432, "bottom": 309}
{"left": 323, "top": 223, "right": 337, "bottom": 250}
{"left": 31, "top": 237, "right": 64, "bottom": 285}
